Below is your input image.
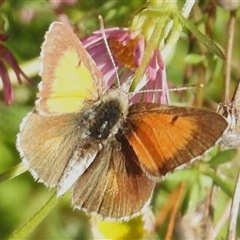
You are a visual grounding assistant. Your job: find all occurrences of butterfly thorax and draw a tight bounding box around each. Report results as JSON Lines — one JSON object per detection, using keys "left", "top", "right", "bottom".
{"left": 80, "top": 89, "right": 129, "bottom": 141}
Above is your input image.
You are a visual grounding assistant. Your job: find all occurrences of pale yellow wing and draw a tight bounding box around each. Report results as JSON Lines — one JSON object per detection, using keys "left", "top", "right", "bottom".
{"left": 37, "top": 22, "right": 105, "bottom": 115}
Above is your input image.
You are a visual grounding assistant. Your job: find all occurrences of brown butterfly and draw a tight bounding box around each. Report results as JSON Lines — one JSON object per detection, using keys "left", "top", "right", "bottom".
{"left": 17, "top": 22, "right": 228, "bottom": 220}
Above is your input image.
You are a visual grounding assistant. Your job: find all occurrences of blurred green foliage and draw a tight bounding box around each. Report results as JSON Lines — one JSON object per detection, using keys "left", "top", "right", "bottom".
{"left": 0, "top": 0, "right": 240, "bottom": 239}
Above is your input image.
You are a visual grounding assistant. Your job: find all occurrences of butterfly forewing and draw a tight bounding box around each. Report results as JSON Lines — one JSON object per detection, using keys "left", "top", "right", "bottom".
{"left": 126, "top": 103, "right": 228, "bottom": 179}
{"left": 38, "top": 22, "right": 105, "bottom": 115}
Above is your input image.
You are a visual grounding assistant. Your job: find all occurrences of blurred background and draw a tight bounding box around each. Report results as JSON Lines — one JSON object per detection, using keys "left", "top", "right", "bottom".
{"left": 0, "top": 0, "right": 240, "bottom": 239}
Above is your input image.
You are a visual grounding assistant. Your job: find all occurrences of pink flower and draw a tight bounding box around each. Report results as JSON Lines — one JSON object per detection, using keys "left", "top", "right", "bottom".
{"left": 0, "top": 33, "right": 32, "bottom": 105}
{"left": 82, "top": 27, "right": 169, "bottom": 105}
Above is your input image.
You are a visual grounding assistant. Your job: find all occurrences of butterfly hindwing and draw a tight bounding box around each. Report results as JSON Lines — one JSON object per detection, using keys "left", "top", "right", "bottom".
{"left": 72, "top": 137, "right": 155, "bottom": 219}
{"left": 17, "top": 110, "right": 100, "bottom": 189}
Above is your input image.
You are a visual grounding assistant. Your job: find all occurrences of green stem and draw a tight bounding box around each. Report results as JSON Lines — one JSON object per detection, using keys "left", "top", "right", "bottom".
{"left": 200, "top": 164, "right": 233, "bottom": 197}
{"left": 175, "top": 9, "right": 225, "bottom": 59}
{"left": 0, "top": 163, "right": 28, "bottom": 183}
{"left": 10, "top": 193, "right": 60, "bottom": 240}
{"left": 131, "top": 16, "right": 167, "bottom": 91}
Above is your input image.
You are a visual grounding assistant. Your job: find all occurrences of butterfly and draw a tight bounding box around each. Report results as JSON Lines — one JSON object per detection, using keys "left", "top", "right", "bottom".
{"left": 17, "top": 22, "right": 228, "bottom": 220}
{"left": 218, "top": 79, "right": 240, "bottom": 148}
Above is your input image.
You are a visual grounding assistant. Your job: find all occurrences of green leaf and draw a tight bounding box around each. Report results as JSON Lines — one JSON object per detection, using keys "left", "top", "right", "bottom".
{"left": 208, "top": 149, "right": 237, "bottom": 167}
{"left": 175, "top": 10, "right": 225, "bottom": 60}
{"left": 184, "top": 53, "right": 205, "bottom": 65}
{"left": 200, "top": 164, "right": 234, "bottom": 197}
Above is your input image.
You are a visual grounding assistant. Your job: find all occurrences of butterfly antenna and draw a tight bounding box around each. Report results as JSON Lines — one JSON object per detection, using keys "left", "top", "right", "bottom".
{"left": 128, "top": 83, "right": 204, "bottom": 98}
{"left": 98, "top": 15, "right": 121, "bottom": 87}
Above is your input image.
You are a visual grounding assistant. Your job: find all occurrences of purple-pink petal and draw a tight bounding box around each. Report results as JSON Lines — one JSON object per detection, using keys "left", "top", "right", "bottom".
{"left": 0, "top": 61, "right": 13, "bottom": 105}
{"left": 133, "top": 35, "right": 145, "bottom": 67}
{"left": 82, "top": 27, "right": 170, "bottom": 105}
{"left": 0, "top": 33, "right": 9, "bottom": 42}
{"left": 0, "top": 45, "right": 31, "bottom": 85}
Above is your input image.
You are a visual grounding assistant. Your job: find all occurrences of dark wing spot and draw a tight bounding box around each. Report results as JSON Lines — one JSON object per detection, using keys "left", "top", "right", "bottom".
{"left": 170, "top": 115, "right": 179, "bottom": 124}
